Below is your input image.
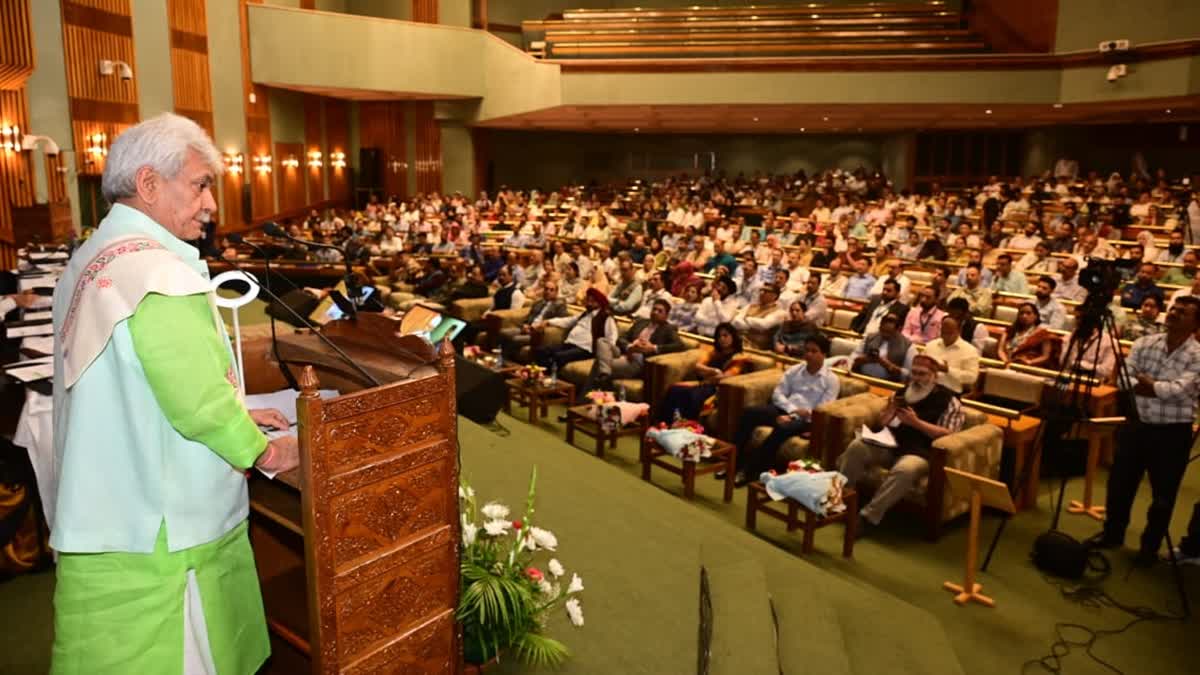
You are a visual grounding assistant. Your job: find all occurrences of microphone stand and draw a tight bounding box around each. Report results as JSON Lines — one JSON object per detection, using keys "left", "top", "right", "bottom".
{"left": 227, "top": 234, "right": 299, "bottom": 391}
{"left": 211, "top": 249, "right": 381, "bottom": 388}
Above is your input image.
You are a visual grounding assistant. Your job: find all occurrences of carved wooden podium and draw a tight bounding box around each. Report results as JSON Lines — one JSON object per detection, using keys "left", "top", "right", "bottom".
{"left": 245, "top": 313, "right": 461, "bottom": 674}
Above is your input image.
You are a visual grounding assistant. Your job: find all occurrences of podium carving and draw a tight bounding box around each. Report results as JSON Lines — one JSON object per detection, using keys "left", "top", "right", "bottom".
{"left": 245, "top": 313, "right": 461, "bottom": 673}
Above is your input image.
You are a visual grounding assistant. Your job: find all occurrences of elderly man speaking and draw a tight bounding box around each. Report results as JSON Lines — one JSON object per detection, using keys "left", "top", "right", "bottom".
{"left": 50, "top": 114, "right": 299, "bottom": 673}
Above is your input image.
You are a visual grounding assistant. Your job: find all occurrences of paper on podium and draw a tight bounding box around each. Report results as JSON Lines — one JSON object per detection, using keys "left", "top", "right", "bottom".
{"left": 21, "top": 336, "right": 54, "bottom": 354}
{"left": 859, "top": 424, "right": 897, "bottom": 448}
{"left": 7, "top": 323, "right": 54, "bottom": 338}
{"left": 944, "top": 467, "right": 1016, "bottom": 515}
{"left": 244, "top": 387, "right": 339, "bottom": 425}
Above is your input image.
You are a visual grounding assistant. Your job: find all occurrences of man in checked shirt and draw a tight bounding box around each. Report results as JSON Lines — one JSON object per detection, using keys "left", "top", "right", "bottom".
{"left": 1088, "top": 296, "right": 1200, "bottom": 566}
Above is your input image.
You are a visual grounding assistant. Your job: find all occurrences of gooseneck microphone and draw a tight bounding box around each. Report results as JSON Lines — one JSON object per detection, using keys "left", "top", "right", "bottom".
{"left": 207, "top": 246, "right": 381, "bottom": 388}
{"left": 226, "top": 231, "right": 299, "bottom": 390}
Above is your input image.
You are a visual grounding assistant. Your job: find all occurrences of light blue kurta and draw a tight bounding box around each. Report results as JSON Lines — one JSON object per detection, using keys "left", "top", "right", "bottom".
{"left": 51, "top": 204, "right": 262, "bottom": 554}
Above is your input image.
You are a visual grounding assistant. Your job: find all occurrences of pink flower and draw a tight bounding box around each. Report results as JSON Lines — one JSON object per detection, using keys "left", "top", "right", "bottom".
{"left": 97, "top": 278, "right": 113, "bottom": 288}
{"left": 526, "top": 567, "right": 544, "bottom": 583}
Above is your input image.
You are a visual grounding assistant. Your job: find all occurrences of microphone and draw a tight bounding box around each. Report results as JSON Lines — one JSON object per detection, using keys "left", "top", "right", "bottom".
{"left": 206, "top": 246, "right": 381, "bottom": 388}
{"left": 226, "top": 231, "right": 300, "bottom": 390}
{"left": 226, "top": 232, "right": 304, "bottom": 295}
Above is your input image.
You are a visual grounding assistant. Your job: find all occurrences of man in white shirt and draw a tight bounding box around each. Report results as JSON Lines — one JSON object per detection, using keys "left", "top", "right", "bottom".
{"left": 923, "top": 314, "right": 981, "bottom": 394}
{"left": 1006, "top": 222, "right": 1042, "bottom": 251}
{"left": 732, "top": 256, "right": 764, "bottom": 307}
{"left": 632, "top": 272, "right": 674, "bottom": 320}
{"left": 733, "top": 285, "right": 787, "bottom": 349}
{"left": 731, "top": 334, "right": 840, "bottom": 485}
{"left": 533, "top": 288, "right": 618, "bottom": 371}
{"left": 868, "top": 259, "right": 912, "bottom": 303}
{"left": 1033, "top": 276, "right": 1068, "bottom": 330}
{"left": 694, "top": 277, "right": 740, "bottom": 337}
{"left": 819, "top": 260, "right": 848, "bottom": 298}
{"left": 681, "top": 204, "right": 704, "bottom": 230}
{"left": 666, "top": 202, "right": 686, "bottom": 226}
{"left": 1016, "top": 241, "right": 1057, "bottom": 274}
{"left": 799, "top": 274, "right": 829, "bottom": 325}
{"left": 1054, "top": 256, "right": 1088, "bottom": 303}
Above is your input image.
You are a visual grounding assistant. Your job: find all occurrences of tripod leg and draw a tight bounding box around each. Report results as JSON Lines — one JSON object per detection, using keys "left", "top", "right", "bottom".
{"left": 1163, "top": 530, "right": 1192, "bottom": 619}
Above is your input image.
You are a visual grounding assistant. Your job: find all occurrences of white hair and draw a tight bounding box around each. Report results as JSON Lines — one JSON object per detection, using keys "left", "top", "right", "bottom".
{"left": 101, "top": 112, "right": 222, "bottom": 203}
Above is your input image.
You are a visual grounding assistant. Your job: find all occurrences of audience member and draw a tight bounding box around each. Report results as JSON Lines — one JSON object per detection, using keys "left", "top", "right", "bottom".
{"left": 773, "top": 300, "right": 821, "bottom": 357}
{"left": 851, "top": 313, "right": 916, "bottom": 383}
{"left": 582, "top": 298, "right": 685, "bottom": 395}
{"left": 655, "top": 323, "right": 754, "bottom": 424}
{"left": 850, "top": 278, "right": 909, "bottom": 335}
{"left": 533, "top": 288, "right": 617, "bottom": 371}
{"left": 996, "top": 302, "right": 1055, "bottom": 367}
{"left": 923, "top": 314, "right": 981, "bottom": 394}
{"left": 948, "top": 263, "right": 994, "bottom": 317}
{"left": 901, "top": 286, "right": 945, "bottom": 345}
{"left": 1120, "top": 262, "right": 1165, "bottom": 309}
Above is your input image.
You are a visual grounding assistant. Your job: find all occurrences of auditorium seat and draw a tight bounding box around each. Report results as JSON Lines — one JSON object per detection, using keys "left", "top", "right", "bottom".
{"left": 523, "top": 2, "right": 987, "bottom": 60}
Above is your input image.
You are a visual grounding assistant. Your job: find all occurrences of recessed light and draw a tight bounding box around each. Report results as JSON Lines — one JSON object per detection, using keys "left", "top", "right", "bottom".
{"left": 633, "top": 127, "right": 639, "bottom": 132}
{"left": 985, "top": 109, "right": 993, "bottom": 114}
{"left": 753, "top": 117, "right": 759, "bottom": 122}
{"left": 1053, "top": 103, "right": 1063, "bottom": 109}
{"left": 800, "top": 127, "right": 806, "bottom": 132}
{"left": 1166, "top": 108, "right": 1173, "bottom": 114}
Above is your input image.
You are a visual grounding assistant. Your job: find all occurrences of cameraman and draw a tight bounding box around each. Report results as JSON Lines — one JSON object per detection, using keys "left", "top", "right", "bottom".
{"left": 1087, "top": 296, "right": 1200, "bottom": 565}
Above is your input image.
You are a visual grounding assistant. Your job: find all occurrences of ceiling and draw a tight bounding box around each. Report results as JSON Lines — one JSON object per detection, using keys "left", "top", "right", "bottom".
{"left": 476, "top": 96, "right": 1200, "bottom": 134}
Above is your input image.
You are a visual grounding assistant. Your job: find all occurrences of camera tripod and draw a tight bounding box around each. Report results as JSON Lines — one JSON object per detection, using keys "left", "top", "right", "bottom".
{"left": 979, "top": 298, "right": 1190, "bottom": 617}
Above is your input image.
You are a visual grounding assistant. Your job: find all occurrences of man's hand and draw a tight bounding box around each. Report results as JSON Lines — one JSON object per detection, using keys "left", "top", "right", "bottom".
{"left": 895, "top": 406, "right": 919, "bottom": 426}
{"left": 1134, "top": 374, "right": 1157, "bottom": 397}
{"left": 776, "top": 414, "right": 794, "bottom": 425}
{"left": 774, "top": 343, "right": 787, "bottom": 354}
{"left": 256, "top": 435, "right": 300, "bottom": 475}
{"left": 249, "top": 408, "right": 290, "bottom": 430}
{"left": 520, "top": 324, "right": 532, "bottom": 335}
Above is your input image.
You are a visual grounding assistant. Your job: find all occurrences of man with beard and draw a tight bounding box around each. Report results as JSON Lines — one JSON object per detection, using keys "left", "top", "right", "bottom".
{"left": 901, "top": 286, "right": 946, "bottom": 346}
{"left": 837, "top": 354, "right": 965, "bottom": 528}
{"left": 1032, "top": 276, "right": 1068, "bottom": 330}
{"left": 1161, "top": 250, "right": 1197, "bottom": 286}
{"left": 1156, "top": 229, "right": 1187, "bottom": 264}
{"left": 851, "top": 313, "right": 915, "bottom": 383}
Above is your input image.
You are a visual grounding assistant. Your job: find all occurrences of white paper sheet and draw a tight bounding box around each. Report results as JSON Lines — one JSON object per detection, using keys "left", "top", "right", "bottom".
{"left": 859, "top": 424, "right": 897, "bottom": 448}
{"left": 6, "top": 355, "right": 53, "bottom": 368}
{"left": 20, "top": 336, "right": 54, "bottom": 353}
{"left": 23, "top": 310, "right": 52, "bottom": 321}
{"left": 6, "top": 324, "right": 55, "bottom": 337}
{"left": 244, "top": 388, "right": 339, "bottom": 425}
{"left": 7, "top": 363, "right": 53, "bottom": 382}
{"left": 18, "top": 275, "right": 57, "bottom": 291}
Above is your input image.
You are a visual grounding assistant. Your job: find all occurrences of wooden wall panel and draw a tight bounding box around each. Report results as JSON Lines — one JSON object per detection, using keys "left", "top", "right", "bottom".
{"left": 0, "top": 89, "right": 35, "bottom": 267}
{"left": 246, "top": 95, "right": 273, "bottom": 221}
{"left": 167, "top": 0, "right": 214, "bottom": 136}
{"left": 304, "top": 94, "right": 324, "bottom": 205}
{"left": 221, "top": 164, "right": 245, "bottom": 234}
{"left": 274, "top": 141, "right": 305, "bottom": 215}
{"left": 0, "top": 0, "right": 35, "bottom": 89}
{"left": 412, "top": 0, "right": 437, "bottom": 24}
{"left": 358, "top": 101, "right": 406, "bottom": 201}
{"left": 413, "top": 102, "right": 441, "bottom": 195}
{"left": 60, "top": 0, "right": 139, "bottom": 177}
{"left": 324, "top": 98, "right": 350, "bottom": 203}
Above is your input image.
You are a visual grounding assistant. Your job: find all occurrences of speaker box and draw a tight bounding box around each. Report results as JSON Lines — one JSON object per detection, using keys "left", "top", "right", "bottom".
{"left": 455, "top": 356, "right": 505, "bottom": 424}
{"left": 359, "top": 147, "right": 382, "bottom": 190}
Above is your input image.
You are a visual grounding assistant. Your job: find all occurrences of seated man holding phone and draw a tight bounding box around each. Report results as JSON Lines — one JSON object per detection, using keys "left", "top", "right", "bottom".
{"left": 836, "top": 353, "right": 965, "bottom": 529}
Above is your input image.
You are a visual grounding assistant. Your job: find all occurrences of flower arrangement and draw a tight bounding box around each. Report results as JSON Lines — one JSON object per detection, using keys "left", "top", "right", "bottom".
{"left": 458, "top": 468, "right": 585, "bottom": 668}
{"left": 515, "top": 364, "right": 546, "bottom": 383}
{"left": 645, "top": 419, "right": 715, "bottom": 462}
{"left": 584, "top": 390, "right": 615, "bottom": 406}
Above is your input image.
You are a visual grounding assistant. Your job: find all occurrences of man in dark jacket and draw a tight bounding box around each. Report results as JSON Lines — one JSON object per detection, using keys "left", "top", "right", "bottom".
{"left": 498, "top": 279, "right": 568, "bottom": 360}
{"left": 583, "top": 298, "right": 686, "bottom": 394}
{"left": 850, "top": 278, "right": 909, "bottom": 335}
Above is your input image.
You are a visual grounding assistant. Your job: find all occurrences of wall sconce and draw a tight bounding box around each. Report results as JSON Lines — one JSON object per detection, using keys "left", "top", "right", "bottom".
{"left": 253, "top": 154, "right": 272, "bottom": 174}
{"left": 84, "top": 132, "right": 108, "bottom": 164}
{"left": 223, "top": 152, "right": 244, "bottom": 176}
{"left": 98, "top": 59, "right": 134, "bottom": 81}
{"left": 21, "top": 134, "right": 60, "bottom": 155}
{"left": 281, "top": 155, "right": 299, "bottom": 169}
{"left": 307, "top": 150, "right": 323, "bottom": 168}
{"left": 330, "top": 151, "right": 346, "bottom": 169}
{"left": 388, "top": 158, "right": 408, "bottom": 174}
{"left": 0, "top": 124, "right": 19, "bottom": 152}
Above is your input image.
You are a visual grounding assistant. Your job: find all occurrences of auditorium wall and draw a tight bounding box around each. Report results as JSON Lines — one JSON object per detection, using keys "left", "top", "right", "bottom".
{"left": 484, "top": 131, "right": 884, "bottom": 191}
{"left": 1055, "top": 0, "right": 1200, "bottom": 53}
{"left": 25, "top": 0, "right": 76, "bottom": 225}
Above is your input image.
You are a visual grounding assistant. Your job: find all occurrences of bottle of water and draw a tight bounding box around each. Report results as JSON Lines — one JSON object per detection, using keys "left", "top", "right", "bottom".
{"left": 673, "top": 409, "right": 682, "bottom": 424}
{"left": 618, "top": 384, "right": 627, "bottom": 402}
{"left": 550, "top": 361, "right": 558, "bottom": 385}
{"left": 495, "top": 350, "right": 504, "bottom": 367}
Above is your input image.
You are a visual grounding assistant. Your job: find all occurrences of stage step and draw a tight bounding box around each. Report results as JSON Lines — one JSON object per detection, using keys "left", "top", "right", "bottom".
{"left": 769, "top": 572, "right": 965, "bottom": 675}
{"left": 704, "top": 558, "right": 779, "bottom": 675}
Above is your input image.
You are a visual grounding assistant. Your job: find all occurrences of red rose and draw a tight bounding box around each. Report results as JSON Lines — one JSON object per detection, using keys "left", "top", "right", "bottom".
{"left": 526, "top": 567, "right": 544, "bottom": 582}
{"left": 512, "top": 520, "right": 523, "bottom": 530}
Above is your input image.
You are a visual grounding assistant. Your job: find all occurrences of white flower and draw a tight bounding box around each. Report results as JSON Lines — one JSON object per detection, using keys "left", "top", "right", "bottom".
{"left": 538, "top": 579, "right": 554, "bottom": 596}
{"left": 458, "top": 485, "right": 474, "bottom": 500}
{"left": 461, "top": 522, "right": 478, "bottom": 547}
{"left": 547, "top": 558, "right": 565, "bottom": 578}
{"left": 565, "top": 598, "right": 584, "bottom": 627}
{"left": 483, "top": 519, "right": 511, "bottom": 537}
{"left": 567, "top": 573, "right": 584, "bottom": 594}
{"left": 529, "top": 527, "right": 558, "bottom": 551}
{"left": 481, "top": 502, "right": 509, "bottom": 520}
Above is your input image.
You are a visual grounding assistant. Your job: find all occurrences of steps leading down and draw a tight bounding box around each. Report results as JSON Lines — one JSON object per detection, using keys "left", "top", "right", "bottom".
{"left": 703, "top": 558, "right": 779, "bottom": 675}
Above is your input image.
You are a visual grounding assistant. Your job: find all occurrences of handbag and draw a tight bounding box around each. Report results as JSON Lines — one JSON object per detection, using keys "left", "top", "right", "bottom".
{"left": 1031, "top": 529, "right": 1110, "bottom": 580}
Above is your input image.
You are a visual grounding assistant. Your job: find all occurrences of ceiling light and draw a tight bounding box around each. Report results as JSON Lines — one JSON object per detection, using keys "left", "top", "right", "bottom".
{"left": 800, "top": 127, "right": 805, "bottom": 132}
{"left": 1165, "top": 108, "right": 1173, "bottom": 114}
{"left": 822, "top": 116, "right": 829, "bottom": 121}
{"left": 633, "top": 127, "right": 639, "bottom": 132}
{"left": 1053, "top": 103, "right": 1063, "bottom": 109}
{"left": 985, "top": 109, "right": 993, "bottom": 114}
{"left": 753, "top": 117, "right": 759, "bottom": 122}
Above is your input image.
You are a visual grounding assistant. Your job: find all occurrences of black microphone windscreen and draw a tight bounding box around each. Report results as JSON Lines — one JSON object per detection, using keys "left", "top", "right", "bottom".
{"left": 263, "top": 222, "right": 284, "bottom": 237}
{"left": 227, "top": 233, "right": 245, "bottom": 244}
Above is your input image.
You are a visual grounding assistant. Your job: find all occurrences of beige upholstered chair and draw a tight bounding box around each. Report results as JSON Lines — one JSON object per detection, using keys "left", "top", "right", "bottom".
{"left": 818, "top": 392, "right": 1004, "bottom": 539}
{"left": 449, "top": 297, "right": 494, "bottom": 323}
{"left": 718, "top": 371, "right": 868, "bottom": 459}
{"left": 649, "top": 350, "right": 777, "bottom": 436}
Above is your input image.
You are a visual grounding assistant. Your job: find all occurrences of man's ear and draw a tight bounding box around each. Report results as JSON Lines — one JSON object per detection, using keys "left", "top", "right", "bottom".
{"left": 134, "top": 166, "right": 159, "bottom": 205}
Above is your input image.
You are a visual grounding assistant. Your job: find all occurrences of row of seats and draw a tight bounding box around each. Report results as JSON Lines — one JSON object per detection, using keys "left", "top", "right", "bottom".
{"left": 522, "top": 2, "right": 987, "bottom": 59}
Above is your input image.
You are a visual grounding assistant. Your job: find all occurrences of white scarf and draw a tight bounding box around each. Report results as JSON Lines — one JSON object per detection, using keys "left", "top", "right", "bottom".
{"left": 60, "top": 235, "right": 214, "bottom": 389}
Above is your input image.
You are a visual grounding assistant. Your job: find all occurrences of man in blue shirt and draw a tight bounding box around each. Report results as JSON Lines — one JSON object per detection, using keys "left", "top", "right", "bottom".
{"left": 843, "top": 258, "right": 877, "bottom": 300}
{"left": 1120, "top": 262, "right": 1166, "bottom": 309}
{"left": 731, "top": 334, "right": 840, "bottom": 485}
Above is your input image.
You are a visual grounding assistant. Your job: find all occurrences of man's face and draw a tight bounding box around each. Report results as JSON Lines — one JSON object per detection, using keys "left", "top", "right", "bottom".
{"left": 743, "top": 259, "right": 756, "bottom": 275}
{"left": 1171, "top": 232, "right": 1184, "bottom": 247}
{"left": 919, "top": 287, "right": 935, "bottom": 309}
{"left": 997, "top": 258, "right": 1012, "bottom": 275}
{"left": 854, "top": 259, "right": 868, "bottom": 275}
{"left": 1024, "top": 223, "right": 1037, "bottom": 237}
{"left": 806, "top": 276, "right": 820, "bottom": 294}
{"left": 965, "top": 267, "right": 980, "bottom": 287}
{"left": 933, "top": 269, "right": 946, "bottom": 286}
{"left": 941, "top": 316, "right": 961, "bottom": 343}
{"left": 759, "top": 288, "right": 779, "bottom": 306}
{"left": 879, "top": 317, "right": 897, "bottom": 337}
{"left": 803, "top": 342, "right": 825, "bottom": 369}
{"left": 881, "top": 283, "right": 898, "bottom": 303}
{"left": 772, "top": 250, "right": 784, "bottom": 266}
{"left": 651, "top": 301, "right": 669, "bottom": 323}
{"left": 888, "top": 262, "right": 902, "bottom": 278}
{"left": 1060, "top": 259, "right": 1078, "bottom": 279}
{"left": 143, "top": 149, "right": 217, "bottom": 241}
{"left": 543, "top": 282, "right": 558, "bottom": 301}
{"left": 1184, "top": 253, "right": 1198, "bottom": 270}
{"left": 909, "top": 362, "right": 935, "bottom": 390}
{"left": 498, "top": 267, "right": 512, "bottom": 285}
{"left": 1138, "top": 264, "right": 1155, "bottom": 285}
{"left": 1139, "top": 297, "right": 1159, "bottom": 321}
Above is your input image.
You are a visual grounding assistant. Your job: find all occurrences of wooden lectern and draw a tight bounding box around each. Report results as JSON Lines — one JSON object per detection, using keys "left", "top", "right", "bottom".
{"left": 244, "top": 313, "right": 461, "bottom": 673}
{"left": 942, "top": 467, "right": 1015, "bottom": 608}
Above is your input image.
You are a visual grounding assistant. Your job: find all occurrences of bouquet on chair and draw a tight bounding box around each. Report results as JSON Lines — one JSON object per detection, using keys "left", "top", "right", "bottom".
{"left": 458, "top": 468, "right": 585, "bottom": 668}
